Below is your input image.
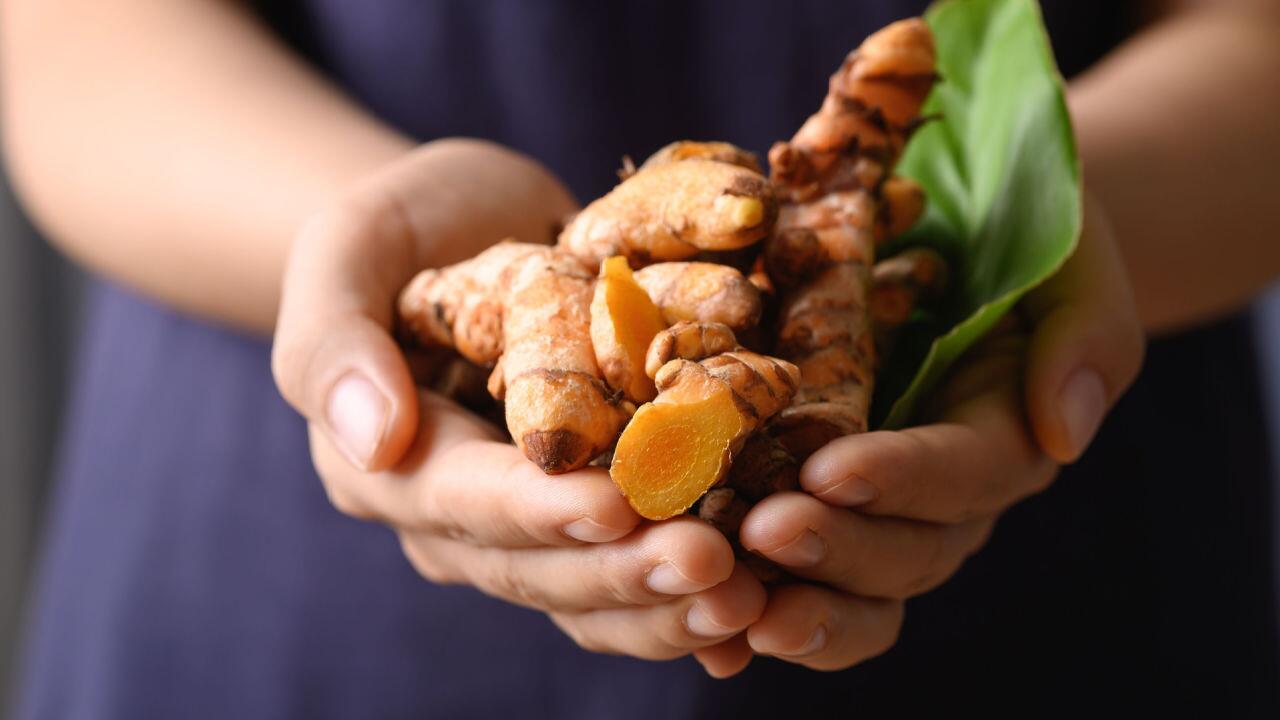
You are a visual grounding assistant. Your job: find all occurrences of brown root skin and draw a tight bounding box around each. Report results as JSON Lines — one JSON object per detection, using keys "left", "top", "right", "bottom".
{"left": 640, "top": 141, "right": 763, "bottom": 174}
{"left": 645, "top": 321, "right": 739, "bottom": 379}
{"left": 633, "top": 262, "right": 763, "bottom": 332}
{"left": 771, "top": 262, "right": 875, "bottom": 460}
{"left": 693, "top": 486, "right": 786, "bottom": 583}
{"left": 399, "top": 240, "right": 628, "bottom": 474}
{"left": 697, "top": 487, "right": 749, "bottom": 538}
{"left": 830, "top": 18, "right": 938, "bottom": 127}
{"left": 611, "top": 350, "right": 799, "bottom": 520}
{"left": 761, "top": 18, "right": 936, "bottom": 460}
{"left": 769, "top": 18, "right": 937, "bottom": 203}
{"left": 870, "top": 247, "right": 950, "bottom": 362}
{"left": 591, "top": 257, "right": 667, "bottom": 403}
{"left": 764, "top": 191, "right": 877, "bottom": 288}
{"left": 501, "top": 251, "right": 629, "bottom": 473}
{"left": 398, "top": 242, "right": 556, "bottom": 365}
{"left": 725, "top": 433, "right": 799, "bottom": 502}
{"left": 558, "top": 159, "right": 777, "bottom": 268}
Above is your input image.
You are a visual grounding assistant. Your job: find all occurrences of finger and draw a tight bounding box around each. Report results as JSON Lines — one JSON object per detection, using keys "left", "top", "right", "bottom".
{"left": 311, "top": 394, "right": 641, "bottom": 547}
{"left": 550, "top": 565, "right": 766, "bottom": 660}
{"left": 747, "top": 584, "right": 903, "bottom": 671}
{"left": 692, "top": 633, "right": 755, "bottom": 679}
{"left": 400, "top": 517, "right": 736, "bottom": 612}
{"left": 800, "top": 385, "right": 1058, "bottom": 523}
{"left": 1021, "top": 193, "right": 1145, "bottom": 462}
{"left": 273, "top": 195, "right": 424, "bottom": 472}
{"left": 273, "top": 140, "right": 580, "bottom": 472}
{"left": 740, "top": 492, "right": 994, "bottom": 599}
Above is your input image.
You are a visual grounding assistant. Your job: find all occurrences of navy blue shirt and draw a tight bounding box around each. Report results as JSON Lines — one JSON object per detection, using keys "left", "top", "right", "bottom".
{"left": 15, "top": 2, "right": 1278, "bottom": 718}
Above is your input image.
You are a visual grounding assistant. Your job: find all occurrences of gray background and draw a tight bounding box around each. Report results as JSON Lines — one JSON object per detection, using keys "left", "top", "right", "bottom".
{"left": 1, "top": 165, "right": 1278, "bottom": 712}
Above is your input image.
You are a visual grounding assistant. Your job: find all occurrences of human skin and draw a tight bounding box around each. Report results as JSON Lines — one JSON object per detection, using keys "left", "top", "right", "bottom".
{"left": 2, "top": 0, "right": 1275, "bottom": 674}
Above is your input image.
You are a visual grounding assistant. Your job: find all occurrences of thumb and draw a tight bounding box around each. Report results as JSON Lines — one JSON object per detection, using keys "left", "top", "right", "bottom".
{"left": 1021, "top": 193, "right": 1146, "bottom": 463}
{"left": 272, "top": 197, "right": 421, "bottom": 471}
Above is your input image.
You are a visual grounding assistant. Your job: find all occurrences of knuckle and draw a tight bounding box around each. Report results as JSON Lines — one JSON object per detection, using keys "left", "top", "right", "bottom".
{"left": 598, "top": 565, "right": 639, "bottom": 606}
{"left": 481, "top": 554, "right": 545, "bottom": 610}
{"left": 397, "top": 535, "right": 456, "bottom": 585}
{"left": 270, "top": 335, "right": 309, "bottom": 409}
{"left": 555, "top": 617, "right": 613, "bottom": 656}
{"left": 324, "top": 483, "right": 372, "bottom": 520}
{"left": 895, "top": 530, "right": 952, "bottom": 599}
{"left": 408, "top": 473, "right": 452, "bottom": 535}
{"left": 871, "top": 602, "right": 906, "bottom": 657}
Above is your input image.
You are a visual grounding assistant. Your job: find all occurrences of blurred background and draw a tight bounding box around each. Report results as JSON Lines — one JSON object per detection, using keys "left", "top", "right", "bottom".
{"left": 2, "top": 165, "right": 1279, "bottom": 711}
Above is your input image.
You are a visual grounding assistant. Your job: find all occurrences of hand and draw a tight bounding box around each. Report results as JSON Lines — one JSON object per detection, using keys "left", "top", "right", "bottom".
{"left": 273, "top": 139, "right": 766, "bottom": 662}
{"left": 694, "top": 192, "right": 1145, "bottom": 676}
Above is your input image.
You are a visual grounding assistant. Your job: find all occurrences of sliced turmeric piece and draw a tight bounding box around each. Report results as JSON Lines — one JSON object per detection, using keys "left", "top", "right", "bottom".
{"left": 611, "top": 351, "right": 799, "bottom": 520}
{"left": 611, "top": 370, "right": 748, "bottom": 520}
{"left": 590, "top": 256, "right": 668, "bottom": 403}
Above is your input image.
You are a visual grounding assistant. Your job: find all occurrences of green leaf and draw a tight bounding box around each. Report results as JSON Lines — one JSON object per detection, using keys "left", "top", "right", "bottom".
{"left": 876, "top": 0, "right": 1082, "bottom": 429}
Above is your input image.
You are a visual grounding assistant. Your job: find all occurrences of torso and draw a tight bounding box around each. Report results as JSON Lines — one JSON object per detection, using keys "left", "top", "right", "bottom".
{"left": 15, "top": 2, "right": 1277, "bottom": 718}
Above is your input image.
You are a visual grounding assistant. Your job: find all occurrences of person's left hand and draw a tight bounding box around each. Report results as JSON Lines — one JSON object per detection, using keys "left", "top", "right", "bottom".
{"left": 692, "top": 193, "right": 1145, "bottom": 676}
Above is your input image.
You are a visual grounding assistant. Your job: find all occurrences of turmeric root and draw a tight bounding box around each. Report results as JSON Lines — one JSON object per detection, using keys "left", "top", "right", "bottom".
{"left": 590, "top": 256, "right": 668, "bottom": 403}
{"left": 633, "top": 262, "right": 762, "bottom": 332}
{"left": 870, "top": 246, "right": 949, "bottom": 362}
{"left": 770, "top": 262, "right": 877, "bottom": 459}
{"left": 398, "top": 241, "right": 629, "bottom": 473}
{"left": 696, "top": 487, "right": 749, "bottom": 538}
{"left": 697, "top": 433, "right": 799, "bottom": 584}
{"left": 724, "top": 433, "right": 799, "bottom": 503}
{"left": 764, "top": 19, "right": 937, "bottom": 459}
{"left": 769, "top": 19, "right": 937, "bottom": 203}
{"left": 398, "top": 241, "right": 548, "bottom": 365}
{"left": 611, "top": 347, "right": 799, "bottom": 520}
{"left": 876, "top": 175, "right": 926, "bottom": 242}
{"left": 764, "top": 190, "right": 878, "bottom": 288}
{"left": 558, "top": 158, "right": 777, "bottom": 267}
{"left": 870, "top": 246, "right": 949, "bottom": 329}
{"left": 644, "top": 321, "right": 739, "bottom": 379}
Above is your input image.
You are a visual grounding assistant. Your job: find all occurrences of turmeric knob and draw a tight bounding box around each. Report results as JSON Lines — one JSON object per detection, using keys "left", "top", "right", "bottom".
{"left": 611, "top": 348, "right": 799, "bottom": 520}
{"left": 633, "top": 262, "right": 763, "bottom": 332}
{"left": 558, "top": 158, "right": 777, "bottom": 268}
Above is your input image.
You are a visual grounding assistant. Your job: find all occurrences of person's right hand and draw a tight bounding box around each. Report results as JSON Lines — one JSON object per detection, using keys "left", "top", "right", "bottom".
{"left": 272, "top": 139, "right": 766, "bottom": 661}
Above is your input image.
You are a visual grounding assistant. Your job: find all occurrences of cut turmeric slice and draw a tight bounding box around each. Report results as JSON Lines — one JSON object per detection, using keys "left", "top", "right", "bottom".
{"left": 611, "top": 350, "right": 799, "bottom": 520}
{"left": 611, "top": 371, "right": 747, "bottom": 520}
{"left": 590, "top": 256, "right": 668, "bottom": 403}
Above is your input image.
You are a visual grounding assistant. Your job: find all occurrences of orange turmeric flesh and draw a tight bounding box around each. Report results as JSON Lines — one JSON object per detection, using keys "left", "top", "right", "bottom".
{"left": 610, "top": 371, "right": 748, "bottom": 520}
{"left": 591, "top": 256, "right": 667, "bottom": 403}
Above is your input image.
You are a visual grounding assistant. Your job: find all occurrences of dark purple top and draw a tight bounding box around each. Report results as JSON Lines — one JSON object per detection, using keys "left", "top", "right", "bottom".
{"left": 15, "top": 2, "right": 1278, "bottom": 718}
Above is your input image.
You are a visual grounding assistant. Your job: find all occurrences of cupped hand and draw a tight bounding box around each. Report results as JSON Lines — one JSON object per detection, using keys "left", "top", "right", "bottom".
{"left": 273, "top": 139, "right": 766, "bottom": 661}
{"left": 695, "top": 192, "right": 1145, "bottom": 676}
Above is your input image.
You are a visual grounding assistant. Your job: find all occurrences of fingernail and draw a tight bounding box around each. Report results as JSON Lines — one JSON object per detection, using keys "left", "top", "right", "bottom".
{"left": 326, "top": 372, "right": 388, "bottom": 469}
{"left": 814, "top": 474, "right": 878, "bottom": 507}
{"left": 765, "top": 530, "right": 825, "bottom": 567}
{"left": 563, "top": 518, "right": 629, "bottom": 543}
{"left": 646, "top": 563, "right": 708, "bottom": 595}
{"left": 1058, "top": 368, "right": 1106, "bottom": 458}
{"left": 781, "top": 625, "right": 828, "bottom": 657}
{"left": 685, "top": 604, "right": 735, "bottom": 638}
